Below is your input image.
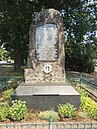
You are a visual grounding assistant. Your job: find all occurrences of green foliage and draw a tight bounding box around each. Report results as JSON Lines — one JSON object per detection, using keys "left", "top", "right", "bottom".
{"left": 0, "top": 0, "right": 42, "bottom": 71}
{"left": 81, "top": 96, "right": 97, "bottom": 119}
{"left": 39, "top": 110, "right": 59, "bottom": 121}
{"left": 4, "top": 88, "right": 14, "bottom": 101}
{"left": 58, "top": 103, "right": 76, "bottom": 119}
{"left": 64, "top": 1, "right": 97, "bottom": 73}
{"left": 0, "top": 102, "right": 8, "bottom": 107}
{"left": 65, "top": 41, "right": 95, "bottom": 72}
{"left": 0, "top": 48, "right": 11, "bottom": 61}
{"left": 0, "top": 105, "right": 9, "bottom": 121}
{"left": 6, "top": 77, "right": 23, "bottom": 89}
{"left": 0, "top": 0, "right": 96, "bottom": 71}
{"left": 9, "top": 100, "right": 28, "bottom": 121}
{"left": 76, "top": 87, "right": 97, "bottom": 120}
{"left": 0, "top": 66, "right": 23, "bottom": 76}
{"left": 76, "top": 87, "right": 88, "bottom": 97}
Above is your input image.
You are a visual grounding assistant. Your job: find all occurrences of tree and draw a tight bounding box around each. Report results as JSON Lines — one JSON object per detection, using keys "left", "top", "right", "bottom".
{"left": 64, "top": 0, "right": 97, "bottom": 72}
{"left": 0, "top": 0, "right": 97, "bottom": 72}
{"left": 0, "top": 0, "right": 42, "bottom": 71}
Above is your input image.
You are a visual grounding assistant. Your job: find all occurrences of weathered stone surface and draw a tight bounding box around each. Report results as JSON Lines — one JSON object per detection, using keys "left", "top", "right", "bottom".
{"left": 25, "top": 9, "right": 65, "bottom": 83}
{"left": 25, "top": 63, "right": 65, "bottom": 83}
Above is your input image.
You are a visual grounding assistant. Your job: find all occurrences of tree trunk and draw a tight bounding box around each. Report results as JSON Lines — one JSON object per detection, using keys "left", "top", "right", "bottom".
{"left": 14, "top": 52, "right": 22, "bottom": 71}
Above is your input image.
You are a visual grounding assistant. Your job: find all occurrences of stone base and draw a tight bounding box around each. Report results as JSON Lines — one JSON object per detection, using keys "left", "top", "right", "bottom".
{"left": 11, "top": 83, "right": 80, "bottom": 110}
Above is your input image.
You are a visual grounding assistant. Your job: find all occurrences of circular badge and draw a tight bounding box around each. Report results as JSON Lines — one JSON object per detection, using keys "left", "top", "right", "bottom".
{"left": 43, "top": 64, "right": 52, "bottom": 73}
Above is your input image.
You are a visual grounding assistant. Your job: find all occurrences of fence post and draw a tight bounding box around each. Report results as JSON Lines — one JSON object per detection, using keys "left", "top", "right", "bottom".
{"left": 63, "top": 123, "right": 66, "bottom": 129}
{"left": 28, "top": 124, "right": 31, "bottom": 129}
{"left": 49, "top": 116, "right": 53, "bottom": 129}
{"left": 4, "top": 76, "right": 7, "bottom": 88}
{"left": 84, "top": 122, "right": 86, "bottom": 129}
{"left": 42, "top": 124, "right": 45, "bottom": 129}
{"left": 90, "top": 122, "right": 93, "bottom": 129}
{"left": 77, "top": 123, "right": 79, "bottom": 129}
{"left": 70, "top": 123, "right": 73, "bottom": 129}
{"left": 6, "top": 124, "right": 8, "bottom": 129}
{"left": 20, "top": 124, "right": 23, "bottom": 129}
{"left": 13, "top": 124, "right": 16, "bottom": 129}
{"left": 80, "top": 74, "right": 82, "bottom": 86}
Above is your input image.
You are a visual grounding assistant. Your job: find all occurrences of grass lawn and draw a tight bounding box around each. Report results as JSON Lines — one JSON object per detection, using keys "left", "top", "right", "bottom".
{"left": 0, "top": 64, "right": 24, "bottom": 98}
{"left": 0, "top": 64, "right": 24, "bottom": 77}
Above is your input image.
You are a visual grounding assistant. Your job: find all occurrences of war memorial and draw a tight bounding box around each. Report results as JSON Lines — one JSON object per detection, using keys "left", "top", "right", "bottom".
{"left": 11, "top": 9, "right": 80, "bottom": 110}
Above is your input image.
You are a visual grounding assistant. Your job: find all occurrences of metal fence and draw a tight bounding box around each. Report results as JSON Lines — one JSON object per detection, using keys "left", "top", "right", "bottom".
{"left": 80, "top": 77, "right": 97, "bottom": 100}
{"left": 67, "top": 77, "right": 80, "bottom": 84}
{"left": 0, "top": 76, "right": 10, "bottom": 90}
{"left": 0, "top": 76, "right": 23, "bottom": 90}
{"left": 0, "top": 120, "right": 97, "bottom": 129}
{"left": 67, "top": 74, "right": 97, "bottom": 100}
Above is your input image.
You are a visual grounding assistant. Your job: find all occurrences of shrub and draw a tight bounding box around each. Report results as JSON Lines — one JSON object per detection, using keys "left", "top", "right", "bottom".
{"left": 0, "top": 105, "right": 9, "bottom": 121}
{"left": 76, "top": 87, "right": 97, "bottom": 120}
{"left": 58, "top": 103, "right": 76, "bottom": 119}
{"left": 9, "top": 100, "right": 28, "bottom": 121}
{"left": 81, "top": 96, "right": 97, "bottom": 119}
{"left": 39, "top": 110, "right": 59, "bottom": 121}
{"left": 0, "top": 102, "right": 8, "bottom": 107}
{"left": 76, "top": 87, "right": 88, "bottom": 97}
{"left": 4, "top": 88, "right": 14, "bottom": 101}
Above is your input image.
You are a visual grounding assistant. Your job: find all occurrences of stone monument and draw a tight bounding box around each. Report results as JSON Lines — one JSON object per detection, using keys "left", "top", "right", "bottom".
{"left": 11, "top": 9, "right": 80, "bottom": 110}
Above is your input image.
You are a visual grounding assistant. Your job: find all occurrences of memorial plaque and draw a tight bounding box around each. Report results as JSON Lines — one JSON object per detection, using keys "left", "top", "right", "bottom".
{"left": 36, "top": 24, "right": 58, "bottom": 61}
